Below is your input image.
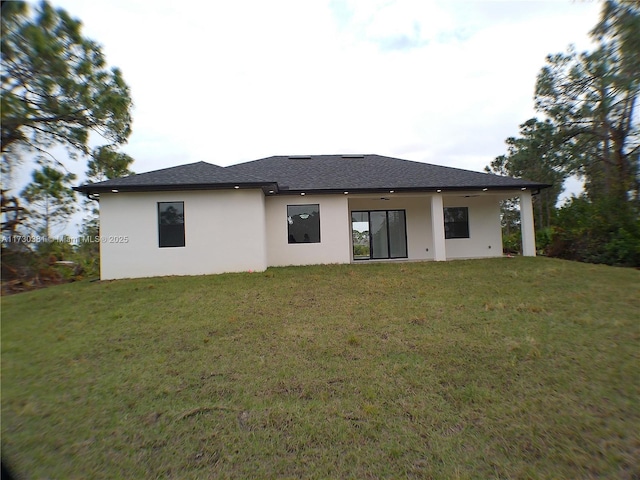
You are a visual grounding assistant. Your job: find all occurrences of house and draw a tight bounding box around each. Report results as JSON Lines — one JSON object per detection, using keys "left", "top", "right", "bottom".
{"left": 74, "top": 154, "right": 549, "bottom": 280}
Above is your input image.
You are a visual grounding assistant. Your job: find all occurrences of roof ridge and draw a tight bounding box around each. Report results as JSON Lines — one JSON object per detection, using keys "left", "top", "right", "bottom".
{"left": 116, "top": 160, "right": 223, "bottom": 179}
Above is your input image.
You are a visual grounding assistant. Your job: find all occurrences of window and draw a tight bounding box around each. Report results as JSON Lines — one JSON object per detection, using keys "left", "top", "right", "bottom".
{"left": 287, "top": 204, "right": 320, "bottom": 243}
{"left": 351, "top": 210, "right": 407, "bottom": 260}
{"left": 444, "top": 207, "right": 469, "bottom": 239}
{"left": 158, "top": 202, "right": 185, "bottom": 247}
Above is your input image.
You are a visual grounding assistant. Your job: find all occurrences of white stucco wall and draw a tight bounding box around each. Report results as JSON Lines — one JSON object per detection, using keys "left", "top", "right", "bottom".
{"left": 348, "top": 193, "right": 505, "bottom": 262}
{"left": 98, "top": 189, "right": 519, "bottom": 279}
{"left": 442, "top": 195, "right": 503, "bottom": 259}
{"left": 99, "top": 189, "right": 267, "bottom": 279}
{"left": 265, "top": 195, "right": 351, "bottom": 267}
{"left": 348, "top": 195, "right": 434, "bottom": 261}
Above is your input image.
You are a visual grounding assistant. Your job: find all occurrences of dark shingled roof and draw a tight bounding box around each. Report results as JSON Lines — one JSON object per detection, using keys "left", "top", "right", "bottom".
{"left": 75, "top": 154, "right": 550, "bottom": 194}
{"left": 225, "top": 154, "right": 549, "bottom": 192}
{"left": 74, "top": 161, "right": 276, "bottom": 193}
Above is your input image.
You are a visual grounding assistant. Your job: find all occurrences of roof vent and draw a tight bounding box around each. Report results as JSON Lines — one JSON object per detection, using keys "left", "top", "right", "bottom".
{"left": 289, "top": 155, "right": 311, "bottom": 159}
{"left": 342, "top": 154, "right": 364, "bottom": 159}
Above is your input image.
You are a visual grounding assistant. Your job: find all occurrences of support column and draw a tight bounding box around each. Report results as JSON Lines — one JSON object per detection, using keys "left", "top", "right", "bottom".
{"left": 430, "top": 193, "right": 447, "bottom": 261}
{"left": 520, "top": 190, "right": 536, "bottom": 257}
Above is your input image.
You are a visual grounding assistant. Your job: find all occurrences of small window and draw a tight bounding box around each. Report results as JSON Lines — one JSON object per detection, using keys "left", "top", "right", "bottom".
{"left": 158, "top": 202, "right": 185, "bottom": 247}
{"left": 444, "top": 207, "right": 469, "bottom": 239}
{"left": 287, "top": 204, "right": 320, "bottom": 243}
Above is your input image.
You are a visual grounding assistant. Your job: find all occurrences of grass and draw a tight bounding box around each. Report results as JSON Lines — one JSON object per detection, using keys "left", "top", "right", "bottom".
{"left": 2, "top": 257, "right": 639, "bottom": 479}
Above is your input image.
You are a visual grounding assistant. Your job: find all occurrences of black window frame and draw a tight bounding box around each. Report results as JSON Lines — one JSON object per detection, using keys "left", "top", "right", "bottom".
{"left": 444, "top": 207, "right": 470, "bottom": 239}
{"left": 351, "top": 209, "right": 408, "bottom": 260}
{"left": 287, "top": 204, "right": 321, "bottom": 244}
{"left": 158, "top": 201, "right": 185, "bottom": 248}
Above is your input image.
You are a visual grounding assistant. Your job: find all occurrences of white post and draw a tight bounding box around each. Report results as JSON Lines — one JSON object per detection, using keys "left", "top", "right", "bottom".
{"left": 431, "top": 193, "right": 447, "bottom": 261}
{"left": 520, "top": 191, "right": 536, "bottom": 257}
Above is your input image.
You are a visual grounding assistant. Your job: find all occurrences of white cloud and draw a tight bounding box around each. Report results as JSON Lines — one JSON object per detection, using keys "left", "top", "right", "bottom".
{"left": 23, "top": 0, "right": 602, "bottom": 178}
{"left": 13, "top": 0, "right": 603, "bottom": 236}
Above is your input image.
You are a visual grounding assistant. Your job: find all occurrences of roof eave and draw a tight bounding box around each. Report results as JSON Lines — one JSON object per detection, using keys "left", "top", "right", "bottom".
{"left": 74, "top": 182, "right": 551, "bottom": 196}
{"left": 73, "top": 182, "right": 279, "bottom": 195}
{"left": 275, "top": 184, "right": 552, "bottom": 195}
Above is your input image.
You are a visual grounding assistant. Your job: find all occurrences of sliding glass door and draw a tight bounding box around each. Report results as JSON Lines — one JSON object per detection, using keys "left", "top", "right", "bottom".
{"left": 351, "top": 212, "right": 370, "bottom": 259}
{"left": 352, "top": 210, "right": 407, "bottom": 260}
{"left": 388, "top": 210, "right": 408, "bottom": 258}
{"left": 370, "top": 211, "right": 389, "bottom": 259}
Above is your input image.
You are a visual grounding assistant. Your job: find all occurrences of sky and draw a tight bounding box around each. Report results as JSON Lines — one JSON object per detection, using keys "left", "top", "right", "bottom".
{"left": 39, "top": 0, "right": 602, "bottom": 171}
{"left": 18, "top": 0, "right": 603, "bottom": 217}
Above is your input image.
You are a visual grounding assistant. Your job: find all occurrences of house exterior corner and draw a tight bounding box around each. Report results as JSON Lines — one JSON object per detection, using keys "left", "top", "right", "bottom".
{"left": 99, "top": 189, "right": 268, "bottom": 280}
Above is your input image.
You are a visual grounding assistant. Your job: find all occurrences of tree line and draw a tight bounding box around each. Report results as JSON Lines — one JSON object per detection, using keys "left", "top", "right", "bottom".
{"left": 486, "top": 0, "right": 639, "bottom": 267}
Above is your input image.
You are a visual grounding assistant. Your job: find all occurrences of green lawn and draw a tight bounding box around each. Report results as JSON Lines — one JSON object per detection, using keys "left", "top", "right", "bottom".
{"left": 2, "top": 257, "right": 639, "bottom": 479}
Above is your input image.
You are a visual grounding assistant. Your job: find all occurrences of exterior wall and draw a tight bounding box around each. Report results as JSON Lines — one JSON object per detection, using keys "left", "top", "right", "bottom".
{"left": 98, "top": 188, "right": 518, "bottom": 279}
{"left": 265, "top": 194, "right": 351, "bottom": 267}
{"left": 348, "top": 195, "right": 434, "bottom": 261}
{"left": 442, "top": 195, "right": 503, "bottom": 259}
{"left": 349, "top": 193, "right": 505, "bottom": 262}
{"left": 99, "top": 189, "right": 267, "bottom": 279}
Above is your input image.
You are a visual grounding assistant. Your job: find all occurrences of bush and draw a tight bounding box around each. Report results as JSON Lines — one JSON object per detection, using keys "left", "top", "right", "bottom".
{"left": 535, "top": 227, "right": 554, "bottom": 254}
{"left": 353, "top": 244, "right": 370, "bottom": 257}
{"left": 1, "top": 236, "right": 99, "bottom": 294}
{"left": 502, "top": 232, "right": 521, "bottom": 254}
{"left": 548, "top": 196, "right": 640, "bottom": 267}
{"left": 604, "top": 227, "right": 640, "bottom": 266}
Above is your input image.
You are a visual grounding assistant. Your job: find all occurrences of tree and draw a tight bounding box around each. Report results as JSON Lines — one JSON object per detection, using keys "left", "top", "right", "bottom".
{"left": 1, "top": 1, "right": 133, "bottom": 166}
{"left": 20, "top": 165, "right": 76, "bottom": 238}
{"left": 487, "top": 118, "right": 567, "bottom": 229}
{"left": 592, "top": 0, "right": 640, "bottom": 91}
{"left": 80, "top": 144, "right": 134, "bottom": 245}
{"left": 1, "top": 190, "right": 27, "bottom": 236}
{"left": 533, "top": 1, "right": 640, "bottom": 267}
{"left": 86, "top": 145, "right": 134, "bottom": 183}
{"left": 1, "top": 1, "right": 134, "bottom": 285}
{"left": 489, "top": 1, "right": 640, "bottom": 266}
{"left": 1, "top": 0, "right": 134, "bottom": 247}
{"left": 534, "top": 1, "right": 639, "bottom": 204}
